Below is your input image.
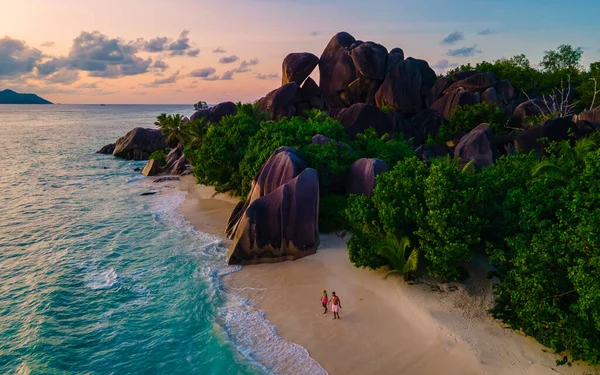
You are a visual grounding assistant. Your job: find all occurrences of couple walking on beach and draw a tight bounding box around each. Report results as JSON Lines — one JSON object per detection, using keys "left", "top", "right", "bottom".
{"left": 321, "top": 290, "right": 341, "bottom": 319}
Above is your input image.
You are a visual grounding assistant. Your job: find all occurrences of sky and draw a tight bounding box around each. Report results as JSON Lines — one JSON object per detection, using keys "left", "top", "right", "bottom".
{"left": 1, "top": 0, "right": 599, "bottom": 104}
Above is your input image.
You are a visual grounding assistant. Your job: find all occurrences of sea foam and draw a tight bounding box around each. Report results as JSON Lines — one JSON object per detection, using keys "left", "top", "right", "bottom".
{"left": 149, "top": 189, "right": 328, "bottom": 375}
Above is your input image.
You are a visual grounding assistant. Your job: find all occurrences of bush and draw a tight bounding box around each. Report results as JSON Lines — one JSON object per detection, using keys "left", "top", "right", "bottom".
{"left": 345, "top": 194, "right": 386, "bottom": 269}
{"left": 191, "top": 111, "right": 261, "bottom": 195}
{"left": 239, "top": 112, "right": 350, "bottom": 197}
{"left": 350, "top": 129, "right": 415, "bottom": 168}
{"left": 435, "top": 103, "right": 508, "bottom": 144}
{"left": 148, "top": 150, "right": 166, "bottom": 166}
{"left": 415, "top": 160, "right": 487, "bottom": 280}
{"left": 318, "top": 194, "right": 348, "bottom": 233}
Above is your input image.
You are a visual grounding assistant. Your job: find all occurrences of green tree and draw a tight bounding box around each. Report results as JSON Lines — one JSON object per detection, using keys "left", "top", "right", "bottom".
{"left": 154, "top": 113, "right": 187, "bottom": 147}
{"left": 193, "top": 101, "right": 208, "bottom": 110}
{"left": 540, "top": 45, "right": 583, "bottom": 73}
{"left": 532, "top": 138, "right": 596, "bottom": 184}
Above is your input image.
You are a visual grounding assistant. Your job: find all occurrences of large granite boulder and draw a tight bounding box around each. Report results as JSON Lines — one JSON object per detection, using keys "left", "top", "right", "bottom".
{"left": 227, "top": 168, "right": 320, "bottom": 265}
{"left": 375, "top": 58, "right": 436, "bottom": 116}
{"left": 576, "top": 108, "right": 600, "bottom": 129}
{"left": 351, "top": 41, "right": 388, "bottom": 80}
{"left": 482, "top": 87, "right": 500, "bottom": 106}
{"left": 256, "top": 82, "right": 299, "bottom": 120}
{"left": 451, "top": 70, "right": 481, "bottom": 81}
{"left": 112, "top": 128, "right": 166, "bottom": 160}
{"left": 495, "top": 79, "right": 515, "bottom": 103}
{"left": 336, "top": 103, "right": 395, "bottom": 138}
{"left": 142, "top": 158, "right": 161, "bottom": 176}
{"left": 514, "top": 118, "right": 577, "bottom": 154}
{"left": 282, "top": 52, "right": 319, "bottom": 86}
{"left": 386, "top": 48, "right": 405, "bottom": 73}
{"left": 319, "top": 32, "right": 359, "bottom": 109}
{"left": 170, "top": 155, "right": 187, "bottom": 175}
{"left": 164, "top": 146, "right": 183, "bottom": 171}
{"left": 346, "top": 158, "right": 388, "bottom": 197}
{"left": 431, "top": 88, "right": 478, "bottom": 119}
{"left": 97, "top": 143, "right": 115, "bottom": 154}
{"left": 444, "top": 72, "right": 498, "bottom": 94}
{"left": 190, "top": 101, "right": 237, "bottom": 123}
{"left": 454, "top": 123, "right": 494, "bottom": 168}
{"left": 405, "top": 109, "right": 443, "bottom": 146}
{"left": 226, "top": 146, "right": 307, "bottom": 239}
{"left": 509, "top": 98, "right": 552, "bottom": 128}
{"left": 427, "top": 76, "right": 453, "bottom": 107}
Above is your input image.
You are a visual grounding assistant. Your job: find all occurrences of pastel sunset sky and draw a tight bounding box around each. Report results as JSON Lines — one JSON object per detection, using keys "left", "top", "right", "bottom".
{"left": 1, "top": 0, "right": 599, "bottom": 104}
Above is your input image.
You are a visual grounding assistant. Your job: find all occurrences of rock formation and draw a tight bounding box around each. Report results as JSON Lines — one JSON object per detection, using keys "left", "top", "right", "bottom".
{"left": 226, "top": 147, "right": 307, "bottom": 239}
{"left": 454, "top": 123, "right": 495, "bottom": 168}
{"left": 142, "top": 159, "right": 161, "bottom": 176}
{"left": 336, "top": 103, "right": 394, "bottom": 138}
{"left": 97, "top": 143, "right": 115, "bottom": 154}
{"left": 228, "top": 168, "right": 320, "bottom": 265}
{"left": 346, "top": 158, "right": 388, "bottom": 196}
{"left": 112, "top": 128, "right": 166, "bottom": 160}
{"left": 282, "top": 53, "right": 319, "bottom": 86}
{"left": 190, "top": 101, "right": 237, "bottom": 123}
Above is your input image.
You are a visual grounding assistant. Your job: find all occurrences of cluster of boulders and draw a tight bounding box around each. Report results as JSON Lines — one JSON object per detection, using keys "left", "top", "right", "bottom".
{"left": 97, "top": 128, "right": 191, "bottom": 176}
{"left": 96, "top": 30, "right": 600, "bottom": 266}
{"left": 226, "top": 147, "right": 320, "bottom": 264}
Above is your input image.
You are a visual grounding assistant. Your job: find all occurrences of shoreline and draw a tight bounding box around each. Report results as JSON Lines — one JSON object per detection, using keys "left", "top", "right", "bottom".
{"left": 173, "top": 176, "right": 597, "bottom": 375}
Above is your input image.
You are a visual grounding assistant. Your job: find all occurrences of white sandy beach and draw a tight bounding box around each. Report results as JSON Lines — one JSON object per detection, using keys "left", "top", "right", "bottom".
{"left": 174, "top": 176, "right": 598, "bottom": 375}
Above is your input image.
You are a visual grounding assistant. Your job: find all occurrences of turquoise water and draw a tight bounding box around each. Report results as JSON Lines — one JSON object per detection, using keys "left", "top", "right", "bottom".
{"left": 0, "top": 105, "right": 325, "bottom": 375}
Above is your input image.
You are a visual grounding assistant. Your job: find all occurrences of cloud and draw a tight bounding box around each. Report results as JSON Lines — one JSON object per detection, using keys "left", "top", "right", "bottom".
{"left": 219, "top": 55, "right": 239, "bottom": 64}
{"left": 140, "top": 30, "right": 199, "bottom": 57}
{"left": 255, "top": 73, "right": 279, "bottom": 80}
{"left": 441, "top": 32, "right": 464, "bottom": 45}
{"left": 446, "top": 45, "right": 482, "bottom": 57}
{"left": 431, "top": 60, "right": 459, "bottom": 72}
{"left": 310, "top": 31, "right": 319, "bottom": 36}
{"left": 76, "top": 82, "right": 98, "bottom": 89}
{"left": 142, "top": 36, "right": 168, "bottom": 52}
{"left": 221, "top": 71, "right": 234, "bottom": 80}
{"left": 66, "top": 31, "right": 152, "bottom": 77}
{"left": 41, "top": 41, "right": 55, "bottom": 47}
{"left": 478, "top": 29, "right": 494, "bottom": 35}
{"left": 189, "top": 67, "right": 217, "bottom": 78}
{"left": 237, "top": 58, "right": 259, "bottom": 72}
{"left": 44, "top": 70, "right": 79, "bottom": 85}
{"left": 213, "top": 47, "right": 226, "bottom": 53}
{"left": 167, "top": 30, "right": 192, "bottom": 56}
{"left": 217, "top": 58, "right": 260, "bottom": 80}
{"left": 0, "top": 36, "right": 43, "bottom": 77}
{"left": 152, "top": 60, "right": 169, "bottom": 71}
{"left": 186, "top": 48, "right": 200, "bottom": 57}
{"left": 143, "top": 70, "right": 179, "bottom": 87}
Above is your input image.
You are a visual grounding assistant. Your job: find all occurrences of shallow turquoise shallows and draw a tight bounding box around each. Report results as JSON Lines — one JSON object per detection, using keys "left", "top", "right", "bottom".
{"left": 0, "top": 105, "right": 325, "bottom": 375}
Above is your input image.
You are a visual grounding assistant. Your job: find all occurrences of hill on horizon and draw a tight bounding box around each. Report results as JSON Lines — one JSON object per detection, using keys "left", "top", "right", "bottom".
{"left": 0, "top": 89, "right": 52, "bottom": 104}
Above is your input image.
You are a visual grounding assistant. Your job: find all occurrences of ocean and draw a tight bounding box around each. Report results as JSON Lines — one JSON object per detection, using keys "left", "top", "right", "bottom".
{"left": 0, "top": 105, "right": 325, "bottom": 375}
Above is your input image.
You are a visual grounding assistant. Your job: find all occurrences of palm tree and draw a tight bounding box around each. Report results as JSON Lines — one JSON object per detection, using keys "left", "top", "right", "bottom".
{"left": 532, "top": 138, "right": 596, "bottom": 183}
{"left": 376, "top": 233, "right": 419, "bottom": 280}
{"left": 181, "top": 118, "right": 210, "bottom": 147}
{"left": 155, "top": 113, "right": 186, "bottom": 147}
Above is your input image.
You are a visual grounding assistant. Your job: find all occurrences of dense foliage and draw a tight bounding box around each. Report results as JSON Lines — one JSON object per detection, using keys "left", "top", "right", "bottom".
{"left": 345, "top": 135, "right": 600, "bottom": 363}
{"left": 432, "top": 103, "right": 508, "bottom": 144}
{"left": 447, "top": 45, "right": 600, "bottom": 111}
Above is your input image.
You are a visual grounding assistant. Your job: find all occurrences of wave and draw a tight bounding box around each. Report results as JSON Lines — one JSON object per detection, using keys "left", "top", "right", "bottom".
{"left": 149, "top": 190, "right": 328, "bottom": 375}
{"left": 86, "top": 267, "right": 119, "bottom": 290}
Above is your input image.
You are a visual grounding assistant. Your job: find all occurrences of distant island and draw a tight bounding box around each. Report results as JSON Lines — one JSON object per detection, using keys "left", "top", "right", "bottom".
{"left": 0, "top": 89, "right": 52, "bottom": 104}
